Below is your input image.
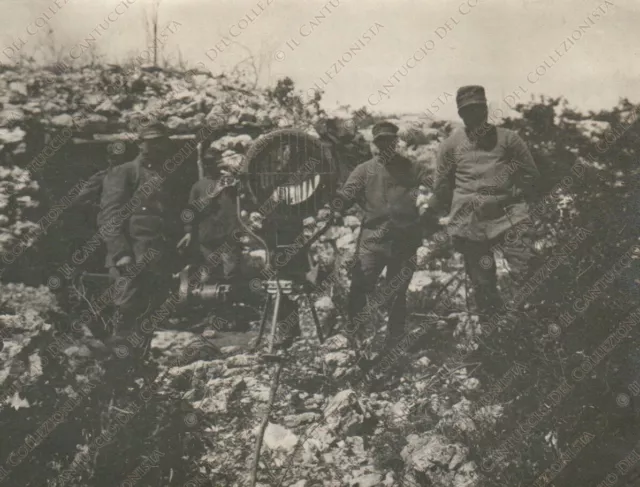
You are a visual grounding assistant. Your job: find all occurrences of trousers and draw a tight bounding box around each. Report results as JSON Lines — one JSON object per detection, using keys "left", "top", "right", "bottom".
{"left": 453, "top": 223, "right": 537, "bottom": 316}
{"left": 109, "top": 264, "right": 171, "bottom": 335}
{"left": 198, "top": 241, "right": 242, "bottom": 284}
{"left": 347, "top": 227, "right": 419, "bottom": 346}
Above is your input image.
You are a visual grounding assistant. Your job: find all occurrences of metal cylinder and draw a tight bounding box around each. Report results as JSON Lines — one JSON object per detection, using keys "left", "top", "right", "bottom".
{"left": 192, "top": 283, "right": 232, "bottom": 301}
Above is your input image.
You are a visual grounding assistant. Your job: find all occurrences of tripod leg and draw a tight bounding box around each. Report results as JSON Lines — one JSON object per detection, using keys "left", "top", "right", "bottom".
{"left": 306, "top": 292, "right": 325, "bottom": 344}
{"left": 252, "top": 294, "right": 271, "bottom": 351}
{"left": 268, "top": 286, "right": 282, "bottom": 354}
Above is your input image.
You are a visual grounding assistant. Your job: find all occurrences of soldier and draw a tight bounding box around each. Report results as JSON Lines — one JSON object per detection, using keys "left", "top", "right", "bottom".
{"left": 426, "top": 85, "right": 540, "bottom": 319}
{"left": 177, "top": 153, "right": 245, "bottom": 330}
{"left": 98, "top": 121, "right": 174, "bottom": 359}
{"left": 334, "top": 121, "right": 431, "bottom": 354}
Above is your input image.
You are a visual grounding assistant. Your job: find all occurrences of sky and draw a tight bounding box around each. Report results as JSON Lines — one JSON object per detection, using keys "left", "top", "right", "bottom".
{"left": 0, "top": 0, "right": 637, "bottom": 121}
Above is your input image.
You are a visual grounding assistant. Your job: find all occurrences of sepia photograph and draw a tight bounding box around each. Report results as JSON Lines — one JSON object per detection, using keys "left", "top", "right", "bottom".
{"left": 0, "top": 0, "right": 638, "bottom": 485}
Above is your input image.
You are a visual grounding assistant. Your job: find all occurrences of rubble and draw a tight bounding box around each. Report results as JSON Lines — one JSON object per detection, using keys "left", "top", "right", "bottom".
{"left": 0, "top": 65, "right": 504, "bottom": 487}
{"left": 401, "top": 434, "right": 479, "bottom": 487}
{"left": 324, "top": 390, "right": 376, "bottom": 437}
{"left": 264, "top": 422, "right": 299, "bottom": 453}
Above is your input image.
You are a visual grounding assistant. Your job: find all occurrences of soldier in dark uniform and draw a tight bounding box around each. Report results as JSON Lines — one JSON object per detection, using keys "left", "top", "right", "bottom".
{"left": 98, "top": 122, "right": 174, "bottom": 358}
{"left": 335, "top": 121, "right": 431, "bottom": 352}
{"left": 177, "top": 154, "right": 245, "bottom": 329}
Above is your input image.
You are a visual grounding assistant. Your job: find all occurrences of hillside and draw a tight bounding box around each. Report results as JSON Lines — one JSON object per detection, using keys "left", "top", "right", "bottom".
{"left": 1, "top": 64, "right": 640, "bottom": 487}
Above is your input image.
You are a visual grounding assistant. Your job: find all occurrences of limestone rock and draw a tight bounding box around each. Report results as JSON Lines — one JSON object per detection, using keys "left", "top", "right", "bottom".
{"left": 9, "top": 81, "right": 27, "bottom": 96}
{"left": 401, "top": 434, "right": 478, "bottom": 487}
{"left": 437, "top": 398, "right": 476, "bottom": 433}
{"left": 211, "top": 134, "right": 253, "bottom": 153}
{"left": 81, "top": 93, "right": 103, "bottom": 108}
{"left": 461, "top": 377, "right": 480, "bottom": 391}
{"left": 400, "top": 126, "right": 440, "bottom": 146}
{"left": 184, "top": 113, "right": 206, "bottom": 131}
{"left": 196, "top": 377, "right": 246, "bottom": 414}
{"left": 225, "top": 354, "right": 257, "bottom": 368}
{"left": 336, "top": 232, "right": 356, "bottom": 250}
{"left": 50, "top": 114, "right": 75, "bottom": 128}
{"left": 415, "top": 246, "right": 430, "bottom": 267}
{"left": 0, "top": 108, "right": 25, "bottom": 126}
{"left": 350, "top": 473, "right": 382, "bottom": 487}
{"left": 76, "top": 113, "right": 109, "bottom": 133}
{"left": 310, "top": 241, "right": 336, "bottom": 270}
{"left": 0, "top": 127, "right": 26, "bottom": 144}
{"left": 323, "top": 350, "right": 354, "bottom": 373}
{"left": 302, "top": 424, "right": 336, "bottom": 463}
{"left": 264, "top": 422, "right": 298, "bottom": 453}
{"left": 8, "top": 82, "right": 27, "bottom": 103}
{"left": 317, "top": 208, "right": 332, "bottom": 221}
{"left": 343, "top": 215, "right": 360, "bottom": 229}
{"left": 324, "top": 389, "right": 375, "bottom": 436}
{"left": 95, "top": 99, "right": 120, "bottom": 116}
{"left": 314, "top": 296, "right": 337, "bottom": 332}
{"left": 408, "top": 270, "right": 433, "bottom": 293}
{"left": 389, "top": 398, "right": 411, "bottom": 426}
{"left": 165, "top": 115, "right": 188, "bottom": 132}
{"left": 283, "top": 412, "right": 320, "bottom": 428}
{"left": 322, "top": 333, "right": 349, "bottom": 352}
{"left": 473, "top": 404, "right": 503, "bottom": 429}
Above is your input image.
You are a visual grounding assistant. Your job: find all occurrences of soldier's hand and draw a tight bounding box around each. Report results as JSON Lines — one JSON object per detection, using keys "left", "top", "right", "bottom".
{"left": 177, "top": 233, "right": 192, "bottom": 250}
{"left": 115, "top": 255, "right": 133, "bottom": 268}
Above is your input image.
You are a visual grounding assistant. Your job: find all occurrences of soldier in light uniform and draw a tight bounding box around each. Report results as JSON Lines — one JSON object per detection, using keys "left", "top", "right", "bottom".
{"left": 426, "top": 85, "right": 540, "bottom": 319}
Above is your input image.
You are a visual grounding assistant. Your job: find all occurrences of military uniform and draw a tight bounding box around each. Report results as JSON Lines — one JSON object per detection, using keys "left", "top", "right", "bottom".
{"left": 98, "top": 124, "right": 173, "bottom": 350}
{"left": 337, "top": 121, "right": 429, "bottom": 348}
{"left": 184, "top": 177, "right": 243, "bottom": 289}
{"left": 429, "top": 86, "right": 540, "bottom": 316}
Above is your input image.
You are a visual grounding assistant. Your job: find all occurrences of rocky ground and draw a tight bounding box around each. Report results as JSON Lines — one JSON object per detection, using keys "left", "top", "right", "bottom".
{"left": 0, "top": 220, "right": 516, "bottom": 487}
{"left": 1, "top": 64, "right": 630, "bottom": 486}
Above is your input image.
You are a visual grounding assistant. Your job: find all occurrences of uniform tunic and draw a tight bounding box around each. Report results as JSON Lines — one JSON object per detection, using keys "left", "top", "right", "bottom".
{"left": 98, "top": 154, "right": 169, "bottom": 268}
{"left": 336, "top": 152, "right": 428, "bottom": 344}
{"left": 97, "top": 154, "right": 172, "bottom": 333}
{"left": 184, "top": 178, "right": 239, "bottom": 246}
{"left": 430, "top": 125, "right": 540, "bottom": 241}
{"left": 337, "top": 153, "right": 427, "bottom": 251}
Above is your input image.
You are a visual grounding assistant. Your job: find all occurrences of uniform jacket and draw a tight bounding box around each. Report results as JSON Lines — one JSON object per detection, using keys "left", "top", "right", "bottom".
{"left": 337, "top": 152, "right": 428, "bottom": 248}
{"left": 98, "top": 155, "right": 169, "bottom": 268}
{"left": 184, "top": 177, "right": 239, "bottom": 247}
{"left": 429, "top": 125, "right": 540, "bottom": 241}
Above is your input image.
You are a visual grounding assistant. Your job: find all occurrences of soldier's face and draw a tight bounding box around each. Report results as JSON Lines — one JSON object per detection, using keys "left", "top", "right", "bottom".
{"left": 459, "top": 104, "right": 488, "bottom": 130}
{"left": 374, "top": 136, "right": 398, "bottom": 154}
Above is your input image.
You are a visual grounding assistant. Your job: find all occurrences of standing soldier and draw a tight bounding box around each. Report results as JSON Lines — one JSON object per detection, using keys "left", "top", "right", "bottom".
{"left": 177, "top": 154, "right": 245, "bottom": 330}
{"left": 426, "top": 85, "right": 540, "bottom": 320}
{"left": 334, "top": 121, "right": 430, "bottom": 353}
{"left": 98, "top": 122, "right": 174, "bottom": 360}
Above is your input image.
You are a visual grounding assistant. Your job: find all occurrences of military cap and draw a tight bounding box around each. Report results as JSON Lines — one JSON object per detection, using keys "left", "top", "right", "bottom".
{"left": 372, "top": 121, "right": 399, "bottom": 141}
{"left": 456, "top": 85, "right": 487, "bottom": 110}
{"left": 139, "top": 121, "right": 169, "bottom": 140}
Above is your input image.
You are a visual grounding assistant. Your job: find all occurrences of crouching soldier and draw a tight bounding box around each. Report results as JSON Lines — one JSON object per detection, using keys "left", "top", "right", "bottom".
{"left": 98, "top": 122, "right": 175, "bottom": 361}
{"left": 333, "top": 121, "right": 432, "bottom": 354}
{"left": 425, "top": 85, "right": 540, "bottom": 320}
{"left": 177, "top": 155, "right": 246, "bottom": 330}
